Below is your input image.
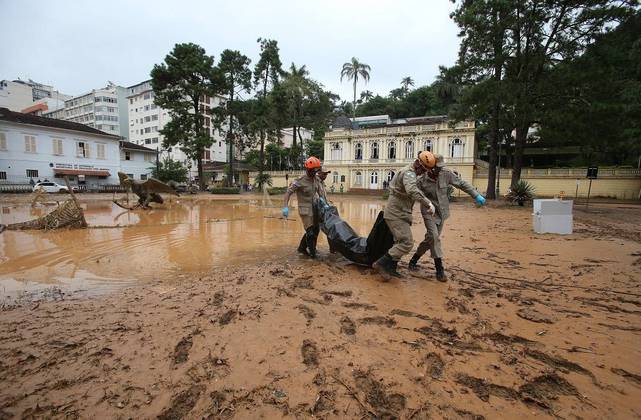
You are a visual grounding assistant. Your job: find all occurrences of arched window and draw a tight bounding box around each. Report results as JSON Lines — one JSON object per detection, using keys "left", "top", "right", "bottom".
{"left": 332, "top": 171, "right": 339, "bottom": 184}
{"left": 354, "top": 171, "right": 363, "bottom": 185}
{"left": 388, "top": 142, "right": 396, "bottom": 159}
{"left": 423, "top": 139, "right": 432, "bottom": 152}
{"left": 355, "top": 143, "right": 363, "bottom": 160}
{"left": 387, "top": 170, "right": 395, "bottom": 182}
{"left": 370, "top": 171, "right": 378, "bottom": 185}
{"left": 450, "top": 138, "right": 464, "bottom": 158}
{"left": 405, "top": 141, "right": 414, "bottom": 159}
{"left": 331, "top": 142, "right": 342, "bottom": 161}
{"left": 371, "top": 142, "right": 379, "bottom": 159}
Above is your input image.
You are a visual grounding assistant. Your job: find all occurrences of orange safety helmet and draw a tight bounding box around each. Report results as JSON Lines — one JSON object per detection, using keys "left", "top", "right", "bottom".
{"left": 417, "top": 151, "right": 437, "bottom": 169}
{"left": 304, "top": 156, "right": 322, "bottom": 170}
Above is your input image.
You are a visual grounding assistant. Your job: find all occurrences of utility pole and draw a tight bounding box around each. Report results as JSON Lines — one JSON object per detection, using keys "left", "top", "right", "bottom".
{"left": 495, "top": 139, "right": 502, "bottom": 198}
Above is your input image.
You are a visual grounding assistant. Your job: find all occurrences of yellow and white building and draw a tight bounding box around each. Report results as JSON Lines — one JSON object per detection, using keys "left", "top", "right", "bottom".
{"left": 322, "top": 115, "right": 476, "bottom": 192}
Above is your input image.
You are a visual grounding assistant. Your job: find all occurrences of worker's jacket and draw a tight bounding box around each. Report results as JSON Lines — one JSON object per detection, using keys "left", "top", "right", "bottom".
{"left": 384, "top": 164, "right": 432, "bottom": 224}
{"left": 417, "top": 168, "right": 478, "bottom": 223}
{"left": 287, "top": 174, "right": 322, "bottom": 219}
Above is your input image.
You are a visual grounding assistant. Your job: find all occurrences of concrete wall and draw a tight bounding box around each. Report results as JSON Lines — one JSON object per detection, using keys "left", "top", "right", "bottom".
{"left": 120, "top": 149, "right": 155, "bottom": 181}
{"left": 473, "top": 168, "right": 641, "bottom": 200}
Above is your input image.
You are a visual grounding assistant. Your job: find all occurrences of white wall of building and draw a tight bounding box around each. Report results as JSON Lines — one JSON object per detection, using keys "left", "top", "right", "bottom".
{"left": 0, "top": 121, "right": 121, "bottom": 188}
{"left": 0, "top": 80, "right": 34, "bottom": 112}
{"left": 119, "top": 147, "right": 156, "bottom": 181}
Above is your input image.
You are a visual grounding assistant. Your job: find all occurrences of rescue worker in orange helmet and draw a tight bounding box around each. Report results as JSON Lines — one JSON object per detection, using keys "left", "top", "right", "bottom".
{"left": 283, "top": 156, "right": 324, "bottom": 258}
{"left": 373, "top": 151, "right": 435, "bottom": 281}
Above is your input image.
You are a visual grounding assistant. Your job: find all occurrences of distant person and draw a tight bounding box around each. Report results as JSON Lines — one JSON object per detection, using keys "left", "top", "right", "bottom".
{"left": 410, "top": 152, "right": 486, "bottom": 281}
{"left": 282, "top": 157, "right": 323, "bottom": 258}
{"left": 372, "top": 151, "right": 435, "bottom": 281}
{"left": 340, "top": 184, "right": 344, "bottom": 194}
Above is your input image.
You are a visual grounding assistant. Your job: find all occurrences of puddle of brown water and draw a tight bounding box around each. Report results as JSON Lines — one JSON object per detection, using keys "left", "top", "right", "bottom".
{"left": 0, "top": 197, "right": 383, "bottom": 299}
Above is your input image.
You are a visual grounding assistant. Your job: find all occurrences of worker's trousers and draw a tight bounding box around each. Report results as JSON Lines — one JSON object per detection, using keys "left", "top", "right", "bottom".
{"left": 415, "top": 216, "right": 444, "bottom": 259}
{"left": 385, "top": 218, "right": 414, "bottom": 261}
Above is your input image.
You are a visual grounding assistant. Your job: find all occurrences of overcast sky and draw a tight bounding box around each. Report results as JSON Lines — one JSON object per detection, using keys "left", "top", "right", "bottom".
{"left": 0, "top": 0, "right": 460, "bottom": 102}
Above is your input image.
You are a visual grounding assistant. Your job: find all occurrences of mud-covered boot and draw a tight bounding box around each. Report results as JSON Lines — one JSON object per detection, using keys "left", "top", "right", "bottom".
{"left": 306, "top": 227, "right": 318, "bottom": 258}
{"left": 434, "top": 258, "right": 447, "bottom": 282}
{"left": 297, "top": 234, "right": 309, "bottom": 256}
{"left": 408, "top": 253, "right": 421, "bottom": 271}
{"left": 373, "top": 253, "right": 402, "bottom": 281}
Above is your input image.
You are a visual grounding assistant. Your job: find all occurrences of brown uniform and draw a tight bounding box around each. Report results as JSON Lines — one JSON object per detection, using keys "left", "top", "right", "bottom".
{"left": 287, "top": 174, "right": 322, "bottom": 229}
{"left": 384, "top": 164, "right": 433, "bottom": 260}
{"left": 416, "top": 169, "right": 478, "bottom": 259}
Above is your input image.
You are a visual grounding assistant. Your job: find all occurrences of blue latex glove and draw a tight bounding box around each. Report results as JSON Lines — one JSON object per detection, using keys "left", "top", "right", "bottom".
{"left": 475, "top": 195, "right": 486, "bottom": 206}
{"left": 282, "top": 206, "right": 289, "bottom": 218}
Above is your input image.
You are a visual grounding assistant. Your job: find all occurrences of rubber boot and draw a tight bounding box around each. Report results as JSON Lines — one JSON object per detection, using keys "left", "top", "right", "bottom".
{"left": 297, "top": 233, "right": 309, "bottom": 256}
{"left": 408, "top": 253, "right": 421, "bottom": 271}
{"left": 373, "top": 253, "right": 402, "bottom": 281}
{"left": 306, "top": 226, "right": 318, "bottom": 258}
{"left": 434, "top": 258, "right": 447, "bottom": 282}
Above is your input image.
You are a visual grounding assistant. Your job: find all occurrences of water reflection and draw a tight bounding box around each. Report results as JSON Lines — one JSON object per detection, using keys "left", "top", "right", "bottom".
{"left": 0, "top": 197, "right": 383, "bottom": 297}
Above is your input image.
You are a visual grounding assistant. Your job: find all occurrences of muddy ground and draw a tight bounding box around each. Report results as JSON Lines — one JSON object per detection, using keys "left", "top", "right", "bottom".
{"left": 1, "top": 194, "right": 640, "bottom": 419}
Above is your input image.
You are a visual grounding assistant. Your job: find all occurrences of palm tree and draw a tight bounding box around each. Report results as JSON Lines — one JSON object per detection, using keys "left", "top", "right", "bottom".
{"left": 400, "top": 76, "right": 414, "bottom": 94}
{"left": 340, "top": 57, "right": 371, "bottom": 118}
{"left": 360, "top": 90, "right": 374, "bottom": 102}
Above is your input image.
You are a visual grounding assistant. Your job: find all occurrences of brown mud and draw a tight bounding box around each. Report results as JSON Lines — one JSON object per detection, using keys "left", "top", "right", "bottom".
{"left": 0, "top": 194, "right": 640, "bottom": 418}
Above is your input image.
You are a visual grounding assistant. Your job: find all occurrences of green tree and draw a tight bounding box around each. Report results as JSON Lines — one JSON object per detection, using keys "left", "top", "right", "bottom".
{"left": 150, "top": 156, "right": 189, "bottom": 183}
{"left": 360, "top": 90, "right": 374, "bottom": 102}
{"left": 253, "top": 38, "right": 283, "bottom": 177}
{"left": 216, "top": 49, "right": 252, "bottom": 186}
{"left": 340, "top": 57, "right": 371, "bottom": 118}
{"left": 150, "top": 43, "right": 221, "bottom": 189}
{"left": 400, "top": 76, "right": 415, "bottom": 95}
{"left": 306, "top": 139, "right": 324, "bottom": 160}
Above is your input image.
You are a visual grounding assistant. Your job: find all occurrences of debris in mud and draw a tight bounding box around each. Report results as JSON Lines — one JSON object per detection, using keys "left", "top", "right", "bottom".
{"left": 172, "top": 335, "right": 193, "bottom": 366}
{"left": 219, "top": 309, "right": 237, "bottom": 326}
{"left": 270, "top": 267, "right": 293, "bottom": 278}
{"left": 311, "top": 389, "right": 335, "bottom": 414}
{"left": 425, "top": 352, "right": 445, "bottom": 379}
{"left": 483, "top": 332, "right": 537, "bottom": 346}
{"left": 293, "top": 277, "right": 314, "bottom": 289}
{"left": 516, "top": 308, "right": 555, "bottom": 324}
{"left": 342, "top": 302, "right": 377, "bottom": 310}
{"left": 519, "top": 374, "right": 580, "bottom": 410}
{"left": 456, "top": 373, "right": 519, "bottom": 402}
{"left": 390, "top": 308, "right": 431, "bottom": 321}
{"left": 359, "top": 316, "right": 396, "bottom": 327}
{"left": 446, "top": 297, "right": 470, "bottom": 314}
{"left": 211, "top": 291, "right": 224, "bottom": 307}
{"left": 437, "top": 405, "right": 485, "bottom": 420}
{"left": 158, "top": 385, "right": 204, "bottom": 420}
{"left": 340, "top": 316, "right": 356, "bottom": 335}
{"left": 301, "top": 340, "right": 319, "bottom": 367}
{"left": 352, "top": 369, "right": 406, "bottom": 417}
{"left": 611, "top": 367, "right": 641, "bottom": 386}
{"left": 297, "top": 304, "right": 316, "bottom": 324}
{"left": 187, "top": 354, "right": 230, "bottom": 382}
{"left": 525, "top": 349, "right": 594, "bottom": 379}
{"left": 322, "top": 290, "right": 353, "bottom": 298}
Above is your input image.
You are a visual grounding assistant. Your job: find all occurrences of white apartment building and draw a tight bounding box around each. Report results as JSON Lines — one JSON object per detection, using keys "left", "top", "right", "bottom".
{"left": 43, "top": 83, "right": 129, "bottom": 139}
{"left": 323, "top": 115, "right": 476, "bottom": 191}
{"left": 126, "top": 80, "right": 227, "bottom": 180}
{"left": 0, "top": 79, "right": 71, "bottom": 112}
{"left": 119, "top": 140, "right": 157, "bottom": 181}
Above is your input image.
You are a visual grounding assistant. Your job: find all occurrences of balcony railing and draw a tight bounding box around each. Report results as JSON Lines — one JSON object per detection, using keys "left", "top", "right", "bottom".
{"left": 474, "top": 167, "right": 641, "bottom": 178}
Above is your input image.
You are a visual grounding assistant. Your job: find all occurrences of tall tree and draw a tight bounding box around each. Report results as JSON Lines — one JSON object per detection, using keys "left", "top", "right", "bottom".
{"left": 151, "top": 43, "right": 220, "bottom": 189}
{"left": 340, "top": 57, "right": 371, "bottom": 118}
{"left": 253, "top": 38, "right": 283, "bottom": 179}
{"left": 400, "top": 76, "right": 415, "bottom": 95}
{"left": 360, "top": 90, "right": 374, "bottom": 102}
{"left": 216, "top": 49, "right": 252, "bottom": 186}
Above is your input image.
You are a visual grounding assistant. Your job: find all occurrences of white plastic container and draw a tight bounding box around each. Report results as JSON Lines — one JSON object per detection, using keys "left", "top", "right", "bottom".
{"left": 532, "top": 199, "right": 573, "bottom": 235}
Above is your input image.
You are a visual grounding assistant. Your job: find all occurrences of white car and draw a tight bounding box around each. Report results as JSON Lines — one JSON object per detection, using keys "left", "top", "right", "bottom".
{"left": 33, "top": 181, "right": 78, "bottom": 193}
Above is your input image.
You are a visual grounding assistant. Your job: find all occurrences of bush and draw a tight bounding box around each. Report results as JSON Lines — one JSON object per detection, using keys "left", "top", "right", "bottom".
{"left": 253, "top": 173, "right": 273, "bottom": 190}
{"left": 209, "top": 187, "right": 240, "bottom": 194}
{"left": 267, "top": 187, "right": 288, "bottom": 195}
{"left": 506, "top": 180, "right": 535, "bottom": 206}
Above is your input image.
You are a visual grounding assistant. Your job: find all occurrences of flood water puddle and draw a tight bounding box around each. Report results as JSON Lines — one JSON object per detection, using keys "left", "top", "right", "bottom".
{"left": 0, "top": 197, "right": 382, "bottom": 299}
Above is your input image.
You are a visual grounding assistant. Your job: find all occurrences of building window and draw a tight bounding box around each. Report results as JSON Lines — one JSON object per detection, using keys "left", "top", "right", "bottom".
{"left": 140, "top": 174, "right": 148, "bottom": 180}
{"left": 24, "top": 135, "right": 37, "bottom": 153}
{"left": 151, "top": 114, "right": 158, "bottom": 121}
{"left": 152, "top": 138, "right": 159, "bottom": 144}
{"left": 124, "top": 151, "right": 131, "bottom": 161}
{"left": 144, "top": 116, "right": 151, "bottom": 122}
{"left": 388, "top": 142, "right": 396, "bottom": 159}
{"left": 76, "top": 141, "right": 89, "bottom": 158}
{"left": 144, "top": 153, "right": 154, "bottom": 162}
{"left": 423, "top": 139, "right": 432, "bottom": 152}
{"left": 331, "top": 142, "right": 342, "bottom": 161}
{"left": 333, "top": 171, "right": 339, "bottom": 184}
{"left": 386, "top": 170, "right": 395, "bottom": 182}
{"left": 354, "top": 171, "right": 363, "bottom": 185}
{"left": 203, "top": 150, "right": 211, "bottom": 161}
{"left": 0, "top": 171, "right": 6, "bottom": 180}
{"left": 130, "top": 98, "right": 133, "bottom": 105}
{"left": 405, "top": 141, "right": 414, "bottom": 159}
{"left": 127, "top": 173, "right": 134, "bottom": 179}
{"left": 371, "top": 142, "right": 379, "bottom": 159}
{"left": 450, "top": 138, "right": 464, "bottom": 158}
{"left": 340, "top": 175, "right": 345, "bottom": 182}
{"left": 52, "top": 138, "right": 64, "bottom": 155}
{"left": 370, "top": 171, "right": 378, "bottom": 185}
{"left": 0, "top": 132, "right": 6, "bottom": 150}
{"left": 26, "top": 169, "right": 38, "bottom": 178}
{"left": 97, "top": 143, "right": 105, "bottom": 159}
{"left": 354, "top": 143, "right": 363, "bottom": 160}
